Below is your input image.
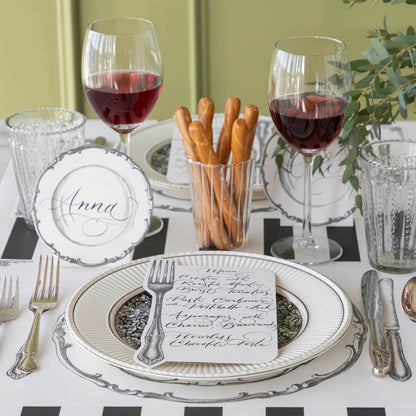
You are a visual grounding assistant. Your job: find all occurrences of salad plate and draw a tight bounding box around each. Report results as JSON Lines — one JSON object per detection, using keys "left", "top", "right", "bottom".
{"left": 33, "top": 145, "right": 153, "bottom": 266}
{"left": 66, "top": 251, "right": 352, "bottom": 384}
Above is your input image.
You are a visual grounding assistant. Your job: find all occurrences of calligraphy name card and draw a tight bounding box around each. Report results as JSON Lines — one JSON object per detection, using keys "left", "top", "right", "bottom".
{"left": 135, "top": 261, "right": 278, "bottom": 368}
{"left": 166, "top": 125, "right": 222, "bottom": 184}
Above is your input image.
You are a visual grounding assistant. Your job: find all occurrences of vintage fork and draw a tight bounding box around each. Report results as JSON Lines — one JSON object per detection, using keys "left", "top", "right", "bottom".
{"left": 17, "top": 255, "right": 60, "bottom": 374}
{"left": 0, "top": 276, "right": 19, "bottom": 325}
{"left": 135, "top": 259, "right": 175, "bottom": 366}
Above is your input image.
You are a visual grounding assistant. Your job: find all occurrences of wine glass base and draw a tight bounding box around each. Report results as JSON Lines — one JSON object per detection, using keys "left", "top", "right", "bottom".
{"left": 270, "top": 236, "right": 343, "bottom": 265}
{"left": 145, "top": 216, "right": 164, "bottom": 238}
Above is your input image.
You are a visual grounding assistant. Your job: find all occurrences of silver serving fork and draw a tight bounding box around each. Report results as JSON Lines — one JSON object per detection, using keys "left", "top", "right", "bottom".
{"left": 136, "top": 259, "right": 175, "bottom": 366}
{"left": 0, "top": 276, "right": 19, "bottom": 325}
{"left": 17, "top": 255, "right": 60, "bottom": 374}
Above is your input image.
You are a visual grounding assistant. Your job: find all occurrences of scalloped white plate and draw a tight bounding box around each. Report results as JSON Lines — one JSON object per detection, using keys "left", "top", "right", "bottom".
{"left": 130, "top": 114, "right": 274, "bottom": 200}
{"left": 65, "top": 252, "right": 352, "bottom": 384}
{"left": 33, "top": 145, "right": 153, "bottom": 267}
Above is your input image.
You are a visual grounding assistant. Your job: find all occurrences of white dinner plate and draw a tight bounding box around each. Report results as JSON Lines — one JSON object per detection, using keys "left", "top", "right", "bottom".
{"left": 66, "top": 252, "right": 352, "bottom": 384}
{"left": 130, "top": 114, "right": 274, "bottom": 200}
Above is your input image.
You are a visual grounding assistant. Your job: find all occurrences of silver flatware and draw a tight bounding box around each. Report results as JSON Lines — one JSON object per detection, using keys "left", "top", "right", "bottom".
{"left": 135, "top": 259, "right": 175, "bottom": 366}
{"left": 379, "top": 278, "right": 411, "bottom": 381}
{"left": 402, "top": 276, "right": 416, "bottom": 321}
{"left": 0, "top": 276, "right": 19, "bottom": 325}
{"left": 17, "top": 255, "right": 60, "bottom": 375}
{"left": 361, "top": 269, "right": 390, "bottom": 377}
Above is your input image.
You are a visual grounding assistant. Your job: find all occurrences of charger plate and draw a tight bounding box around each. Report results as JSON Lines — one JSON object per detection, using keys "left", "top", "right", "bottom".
{"left": 65, "top": 252, "right": 352, "bottom": 385}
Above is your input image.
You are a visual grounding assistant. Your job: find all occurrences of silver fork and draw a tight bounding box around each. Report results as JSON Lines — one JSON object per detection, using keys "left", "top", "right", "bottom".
{"left": 0, "top": 276, "right": 19, "bottom": 325}
{"left": 135, "top": 259, "right": 175, "bottom": 366}
{"left": 17, "top": 255, "right": 60, "bottom": 374}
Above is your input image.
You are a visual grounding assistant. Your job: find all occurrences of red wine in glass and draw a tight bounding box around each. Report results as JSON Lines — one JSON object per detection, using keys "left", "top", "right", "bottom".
{"left": 269, "top": 93, "right": 347, "bottom": 156}
{"left": 84, "top": 70, "right": 163, "bottom": 134}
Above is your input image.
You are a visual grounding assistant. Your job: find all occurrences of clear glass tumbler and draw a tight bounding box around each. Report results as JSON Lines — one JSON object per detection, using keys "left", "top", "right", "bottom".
{"left": 6, "top": 108, "right": 86, "bottom": 228}
{"left": 359, "top": 140, "right": 416, "bottom": 273}
{"left": 186, "top": 157, "right": 255, "bottom": 250}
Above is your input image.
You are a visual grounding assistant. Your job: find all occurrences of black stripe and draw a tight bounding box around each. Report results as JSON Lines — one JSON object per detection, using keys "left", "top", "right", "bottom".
{"left": 102, "top": 407, "right": 141, "bottom": 416}
{"left": 347, "top": 408, "right": 386, "bottom": 416}
{"left": 263, "top": 218, "right": 293, "bottom": 258}
{"left": 132, "top": 218, "right": 169, "bottom": 260}
{"left": 184, "top": 407, "right": 222, "bottom": 416}
{"left": 266, "top": 407, "right": 304, "bottom": 416}
{"left": 327, "top": 222, "right": 360, "bottom": 262}
{"left": 2, "top": 218, "right": 38, "bottom": 259}
{"left": 21, "top": 407, "right": 61, "bottom": 416}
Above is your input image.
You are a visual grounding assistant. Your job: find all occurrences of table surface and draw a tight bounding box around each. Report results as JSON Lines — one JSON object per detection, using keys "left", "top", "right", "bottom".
{"left": 0, "top": 119, "right": 416, "bottom": 416}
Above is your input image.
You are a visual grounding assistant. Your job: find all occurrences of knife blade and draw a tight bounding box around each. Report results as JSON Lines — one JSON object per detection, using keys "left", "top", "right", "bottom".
{"left": 378, "top": 278, "right": 412, "bottom": 381}
{"left": 361, "top": 269, "right": 390, "bottom": 377}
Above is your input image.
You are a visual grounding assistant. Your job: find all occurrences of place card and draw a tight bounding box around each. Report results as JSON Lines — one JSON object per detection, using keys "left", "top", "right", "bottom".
{"left": 134, "top": 260, "right": 278, "bottom": 368}
{"left": 166, "top": 124, "right": 222, "bottom": 184}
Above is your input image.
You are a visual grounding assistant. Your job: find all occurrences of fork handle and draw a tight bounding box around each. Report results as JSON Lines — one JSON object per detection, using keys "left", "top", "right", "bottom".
{"left": 17, "top": 309, "right": 42, "bottom": 374}
{"left": 136, "top": 292, "right": 166, "bottom": 366}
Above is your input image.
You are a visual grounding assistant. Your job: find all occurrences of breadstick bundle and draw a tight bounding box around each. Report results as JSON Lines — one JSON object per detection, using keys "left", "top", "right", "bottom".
{"left": 174, "top": 97, "right": 259, "bottom": 250}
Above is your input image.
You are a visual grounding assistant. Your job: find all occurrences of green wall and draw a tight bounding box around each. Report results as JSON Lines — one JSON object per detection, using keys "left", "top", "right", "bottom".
{"left": 0, "top": 0, "right": 414, "bottom": 121}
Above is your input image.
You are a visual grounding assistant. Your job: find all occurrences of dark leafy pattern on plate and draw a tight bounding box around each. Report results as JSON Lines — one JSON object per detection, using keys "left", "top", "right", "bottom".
{"left": 114, "top": 292, "right": 302, "bottom": 350}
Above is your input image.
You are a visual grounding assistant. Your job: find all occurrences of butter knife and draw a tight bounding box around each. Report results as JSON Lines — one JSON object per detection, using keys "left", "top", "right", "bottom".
{"left": 379, "top": 278, "right": 412, "bottom": 381}
{"left": 361, "top": 270, "right": 391, "bottom": 377}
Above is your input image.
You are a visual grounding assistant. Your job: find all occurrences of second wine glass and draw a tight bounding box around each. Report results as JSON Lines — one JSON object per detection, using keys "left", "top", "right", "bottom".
{"left": 82, "top": 17, "right": 163, "bottom": 156}
{"left": 268, "top": 36, "right": 351, "bottom": 265}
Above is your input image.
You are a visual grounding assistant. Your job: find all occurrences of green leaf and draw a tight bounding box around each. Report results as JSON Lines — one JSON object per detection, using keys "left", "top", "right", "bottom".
{"left": 312, "top": 155, "right": 323, "bottom": 174}
{"left": 345, "top": 89, "right": 364, "bottom": 97}
{"left": 371, "top": 38, "right": 390, "bottom": 60}
{"left": 342, "top": 166, "right": 353, "bottom": 183}
{"left": 350, "top": 59, "right": 371, "bottom": 71}
{"left": 349, "top": 175, "right": 359, "bottom": 191}
{"left": 344, "top": 101, "right": 361, "bottom": 116}
{"left": 386, "top": 67, "right": 400, "bottom": 88}
{"left": 355, "top": 74, "right": 376, "bottom": 88}
{"left": 398, "top": 90, "right": 408, "bottom": 118}
{"left": 355, "top": 194, "right": 363, "bottom": 215}
{"left": 275, "top": 153, "right": 283, "bottom": 171}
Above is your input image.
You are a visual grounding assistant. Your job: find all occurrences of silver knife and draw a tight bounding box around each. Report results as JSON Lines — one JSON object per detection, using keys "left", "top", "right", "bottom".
{"left": 361, "top": 270, "right": 391, "bottom": 377}
{"left": 379, "top": 278, "right": 412, "bottom": 381}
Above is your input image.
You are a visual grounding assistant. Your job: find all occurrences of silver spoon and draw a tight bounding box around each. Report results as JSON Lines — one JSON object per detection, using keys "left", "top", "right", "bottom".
{"left": 401, "top": 276, "right": 416, "bottom": 321}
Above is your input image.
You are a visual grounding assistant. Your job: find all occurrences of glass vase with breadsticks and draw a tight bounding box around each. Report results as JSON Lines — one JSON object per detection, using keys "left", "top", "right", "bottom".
{"left": 174, "top": 97, "right": 258, "bottom": 250}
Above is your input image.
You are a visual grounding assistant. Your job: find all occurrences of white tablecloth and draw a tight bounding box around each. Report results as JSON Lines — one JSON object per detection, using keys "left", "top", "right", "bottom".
{"left": 0, "top": 119, "right": 416, "bottom": 416}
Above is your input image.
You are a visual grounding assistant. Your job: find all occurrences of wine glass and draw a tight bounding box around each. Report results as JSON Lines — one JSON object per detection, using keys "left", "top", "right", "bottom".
{"left": 82, "top": 17, "right": 163, "bottom": 236}
{"left": 268, "top": 36, "right": 351, "bottom": 265}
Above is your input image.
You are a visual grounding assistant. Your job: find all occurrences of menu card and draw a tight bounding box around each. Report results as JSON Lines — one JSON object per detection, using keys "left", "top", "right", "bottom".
{"left": 135, "top": 260, "right": 278, "bottom": 368}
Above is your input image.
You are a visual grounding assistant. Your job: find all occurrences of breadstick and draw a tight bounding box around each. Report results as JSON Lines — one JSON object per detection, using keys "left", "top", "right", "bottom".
{"left": 174, "top": 107, "right": 210, "bottom": 246}
{"left": 198, "top": 97, "right": 215, "bottom": 145}
{"left": 231, "top": 118, "right": 248, "bottom": 163}
{"left": 244, "top": 104, "right": 259, "bottom": 160}
{"left": 216, "top": 97, "right": 240, "bottom": 164}
{"left": 189, "top": 121, "right": 241, "bottom": 246}
{"left": 174, "top": 107, "right": 199, "bottom": 161}
{"left": 231, "top": 119, "right": 249, "bottom": 247}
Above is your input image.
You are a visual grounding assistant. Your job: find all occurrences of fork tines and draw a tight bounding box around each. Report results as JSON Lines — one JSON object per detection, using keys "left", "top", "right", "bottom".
{"left": 147, "top": 259, "right": 175, "bottom": 286}
{"left": 0, "top": 276, "right": 19, "bottom": 312}
{"left": 34, "top": 255, "right": 60, "bottom": 301}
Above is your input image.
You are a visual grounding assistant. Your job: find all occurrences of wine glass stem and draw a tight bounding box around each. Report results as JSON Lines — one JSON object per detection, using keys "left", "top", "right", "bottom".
{"left": 120, "top": 133, "right": 131, "bottom": 157}
{"left": 302, "top": 156, "right": 315, "bottom": 247}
